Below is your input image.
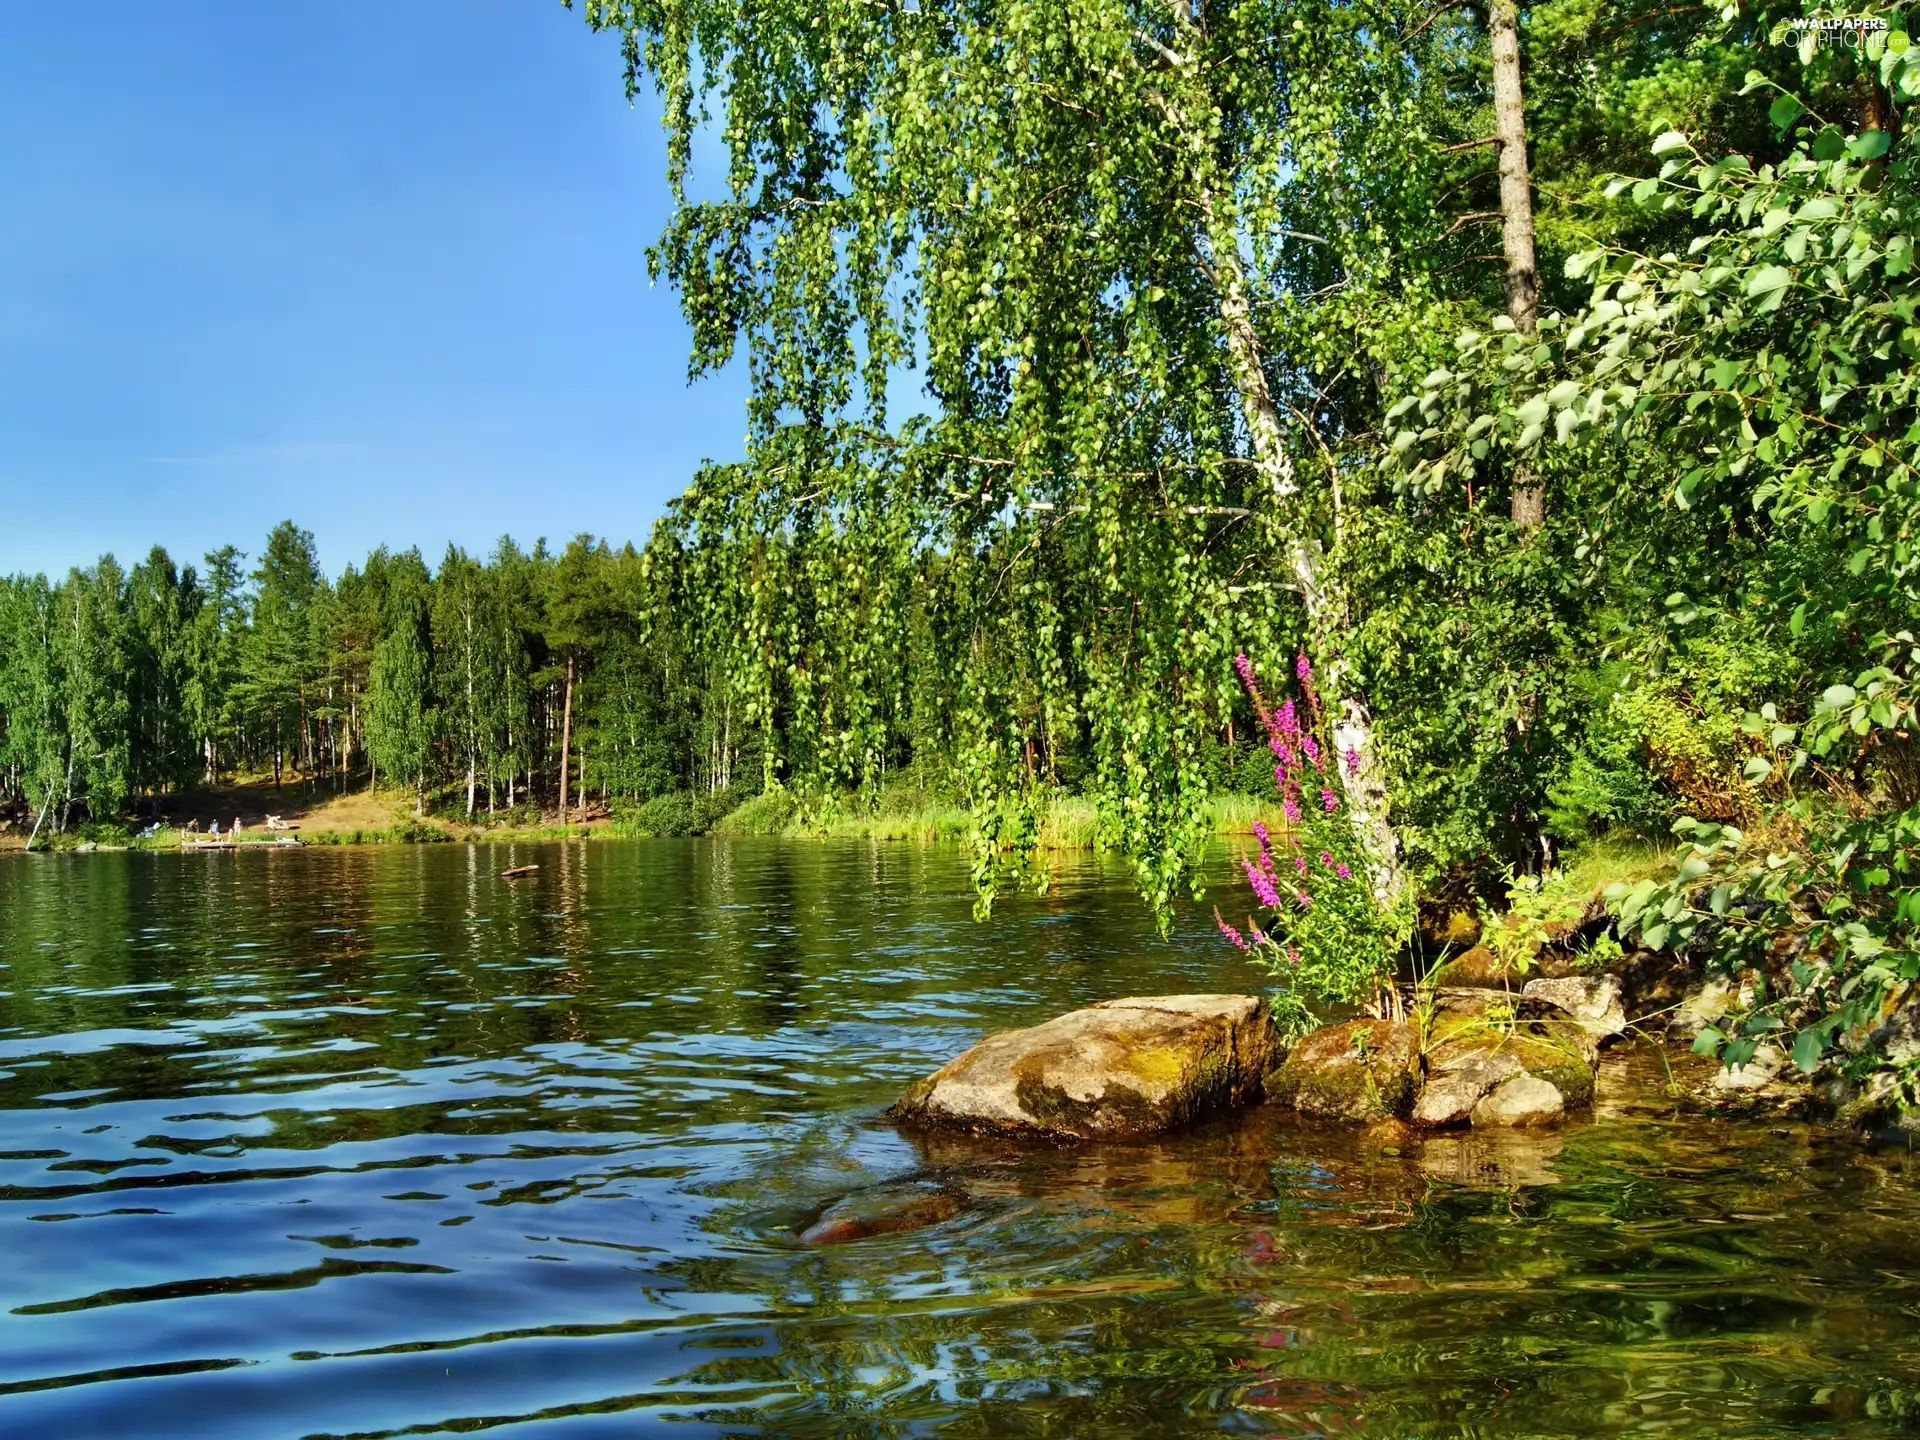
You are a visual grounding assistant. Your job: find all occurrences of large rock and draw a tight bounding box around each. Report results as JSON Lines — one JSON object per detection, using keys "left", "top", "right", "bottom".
{"left": 1472, "top": 1074, "right": 1566, "bottom": 1127}
{"left": 1522, "top": 976, "right": 1627, "bottom": 1041}
{"left": 1267, "top": 1019, "right": 1421, "bottom": 1122}
{"left": 889, "top": 994, "right": 1279, "bottom": 1141}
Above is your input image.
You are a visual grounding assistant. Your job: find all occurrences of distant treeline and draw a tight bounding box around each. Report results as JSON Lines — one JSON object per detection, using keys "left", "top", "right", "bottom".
{"left": 0, "top": 521, "right": 761, "bottom": 836}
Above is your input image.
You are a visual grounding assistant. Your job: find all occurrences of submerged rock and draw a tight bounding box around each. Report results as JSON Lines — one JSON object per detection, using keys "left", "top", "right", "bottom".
{"left": 1268, "top": 1019, "right": 1420, "bottom": 1122}
{"left": 799, "top": 1181, "right": 966, "bottom": 1245}
{"left": 890, "top": 994, "right": 1279, "bottom": 1141}
{"left": 1472, "top": 1074, "right": 1566, "bottom": 1127}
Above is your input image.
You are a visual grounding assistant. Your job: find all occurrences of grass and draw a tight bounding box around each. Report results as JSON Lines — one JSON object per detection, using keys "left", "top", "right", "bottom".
{"left": 1558, "top": 835, "right": 1675, "bottom": 899}
{"left": 709, "top": 788, "right": 1276, "bottom": 846}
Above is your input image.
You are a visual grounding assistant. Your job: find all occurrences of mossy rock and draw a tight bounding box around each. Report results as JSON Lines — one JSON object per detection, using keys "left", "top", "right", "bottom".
{"left": 1422, "top": 1010, "right": 1597, "bottom": 1108}
{"left": 1267, "top": 1018, "right": 1420, "bottom": 1123}
{"left": 891, "top": 994, "right": 1279, "bottom": 1141}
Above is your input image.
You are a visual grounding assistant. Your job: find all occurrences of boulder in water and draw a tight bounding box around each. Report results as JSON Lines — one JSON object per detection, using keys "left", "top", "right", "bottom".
{"left": 1267, "top": 1019, "right": 1421, "bottom": 1122}
{"left": 1412, "top": 1052, "right": 1524, "bottom": 1127}
{"left": 799, "top": 1180, "right": 966, "bottom": 1245}
{"left": 1471, "top": 1074, "right": 1567, "bottom": 1127}
{"left": 889, "top": 994, "right": 1279, "bottom": 1141}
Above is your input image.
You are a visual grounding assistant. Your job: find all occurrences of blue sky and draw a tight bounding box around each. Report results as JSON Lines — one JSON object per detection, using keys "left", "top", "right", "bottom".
{"left": 0, "top": 1, "right": 750, "bottom": 579}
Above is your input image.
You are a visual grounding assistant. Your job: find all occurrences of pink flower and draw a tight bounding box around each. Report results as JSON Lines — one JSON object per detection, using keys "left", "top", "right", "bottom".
{"left": 1336, "top": 863, "right": 1351, "bottom": 879}
{"left": 1285, "top": 948, "right": 1300, "bottom": 966}
{"left": 1320, "top": 788, "right": 1338, "bottom": 813}
{"left": 1251, "top": 820, "right": 1271, "bottom": 848}
{"left": 1283, "top": 793, "right": 1301, "bottom": 823}
{"left": 1343, "top": 746, "right": 1361, "bottom": 777}
{"left": 1295, "top": 652, "right": 1313, "bottom": 683}
{"left": 1295, "top": 889, "right": 1312, "bottom": 908}
{"left": 1218, "top": 914, "right": 1249, "bottom": 950}
{"left": 1244, "top": 859, "right": 1282, "bottom": 909}
{"left": 1320, "top": 850, "right": 1334, "bottom": 867}
{"left": 1276, "top": 699, "right": 1300, "bottom": 738}
{"left": 1293, "top": 853, "right": 1307, "bottom": 874}
{"left": 1301, "top": 735, "right": 1320, "bottom": 769}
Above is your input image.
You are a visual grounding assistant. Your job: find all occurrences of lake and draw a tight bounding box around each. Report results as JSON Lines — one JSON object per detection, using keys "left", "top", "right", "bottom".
{"left": 2, "top": 839, "right": 1918, "bottom": 1437}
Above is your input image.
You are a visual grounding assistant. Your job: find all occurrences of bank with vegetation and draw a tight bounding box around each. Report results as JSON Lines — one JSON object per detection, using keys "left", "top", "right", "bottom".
{"left": 3, "top": 4, "right": 1916, "bottom": 1119}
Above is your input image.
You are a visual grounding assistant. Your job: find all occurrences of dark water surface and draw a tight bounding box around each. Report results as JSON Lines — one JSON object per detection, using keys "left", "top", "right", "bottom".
{"left": 3, "top": 841, "right": 1920, "bottom": 1438}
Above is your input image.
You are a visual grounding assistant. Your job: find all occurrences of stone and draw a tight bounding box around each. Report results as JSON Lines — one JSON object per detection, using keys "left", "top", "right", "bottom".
{"left": 1426, "top": 945, "right": 1508, "bottom": 987}
{"left": 1671, "top": 971, "right": 1764, "bottom": 1037}
{"left": 1706, "top": 1041, "right": 1787, "bottom": 1093}
{"left": 1522, "top": 975, "right": 1627, "bottom": 1041}
{"left": 1267, "top": 1019, "right": 1420, "bottom": 1122}
{"left": 1471, "top": 1074, "right": 1566, "bottom": 1127}
{"left": 799, "top": 1181, "right": 966, "bottom": 1244}
{"left": 1414, "top": 1010, "right": 1598, "bottom": 1128}
{"left": 1430, "top": 986, "right": 1558, "bottom": 1021}
{"left": 1412, "top": 1053, "right": 1524, "bottom": 1127}
{"left": 889, "top": 994, "right": 1279, "bottom": 1141}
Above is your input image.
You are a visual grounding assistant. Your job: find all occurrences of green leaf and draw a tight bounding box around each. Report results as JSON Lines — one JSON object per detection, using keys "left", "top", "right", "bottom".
{"left": 1747, "top": 265, "right": 1792, "bottom": 297}
{"left": 1770, "top": 94, "right": 1806, "bottom": 131}
{"left": 1650, "top": 130, "right": 1690, "bottom": 156}
{"left": 1692, "top": 1025, "right": 1725, "bottom": 1056}
{"left": 1849, "top": 129, "right": 1892, "bottom": 161}
{"left": 1792, "top": 1026, "right": 1825, "bottom": 1075}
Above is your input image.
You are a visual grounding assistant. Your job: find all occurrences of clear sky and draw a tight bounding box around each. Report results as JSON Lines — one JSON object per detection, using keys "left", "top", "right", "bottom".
{"left": 0, "top": 1, "right": 750, "bottom": 580}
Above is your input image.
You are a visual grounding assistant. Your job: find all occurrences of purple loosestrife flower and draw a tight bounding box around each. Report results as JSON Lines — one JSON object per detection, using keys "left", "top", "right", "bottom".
{"left": 1217, "top": 914, "right": 1249, "bottom": 950}
{"left": 1320, "top": 850, "right": 1334, "bottom": 868}
{"left": 1286, "top": 948, "right": 1301, "bottom": 967}
{"left": 1301, "top": 735, "right": 1320, "bottom": 769}
{"left": 1277, "top": 698, "right": 1300, "bottom": 738}
{"left": 1236, "top": 654, "right": 1276, "bottom": 738}
{"left": 1283, "top": 792, "right": 1301, "bottom": 823}
{"left": 1244, "top": 859, "right": 1282, "bottom": 909}
{"left": 1336, "top": 863, "right": 1351, "bottom": 879}
{"left": 1321, "top": 788, "right": 1338, "bottom": 813}
{"left": 1295, "top": 889, "right": 1312, "bottom": 909}
{"left": 1296, "top": 652, "right": 1313, "bottom": 683}
{"left": 1293, "top": 854, "right": 1307, "bottom": 874}
{"left": 1344, "top": 746, "right": 1361, "bottom": 777}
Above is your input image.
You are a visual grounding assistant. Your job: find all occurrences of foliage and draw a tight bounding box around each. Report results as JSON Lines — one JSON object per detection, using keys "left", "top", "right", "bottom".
{"left": 1375, "top": 26, "right": 1920, "bottom": 1082}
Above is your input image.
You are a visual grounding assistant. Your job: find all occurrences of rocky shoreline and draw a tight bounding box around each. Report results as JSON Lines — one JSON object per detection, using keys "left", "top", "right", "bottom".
{"left": 887, "top": 944, "right": 1920, "bottom": 1151}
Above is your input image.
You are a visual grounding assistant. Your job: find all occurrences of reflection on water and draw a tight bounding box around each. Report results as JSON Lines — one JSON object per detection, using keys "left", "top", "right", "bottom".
{"left": 1, "top": 840, "right": 1918, "bottom": 1436}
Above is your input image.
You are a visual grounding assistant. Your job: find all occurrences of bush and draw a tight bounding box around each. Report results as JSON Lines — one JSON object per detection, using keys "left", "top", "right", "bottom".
{"left": 615, "top": 788, "right": 741, "bottom": 837}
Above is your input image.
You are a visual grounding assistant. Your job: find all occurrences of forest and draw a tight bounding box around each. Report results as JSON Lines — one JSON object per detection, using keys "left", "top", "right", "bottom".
{"left": 0, "top": 523, "right": 784, "bottom": 839}
{"left": 4, "top": 0, "right": 1918, "bottom": 1077}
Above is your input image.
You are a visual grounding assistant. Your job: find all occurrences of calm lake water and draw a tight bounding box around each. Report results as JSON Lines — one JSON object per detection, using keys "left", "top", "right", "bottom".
{"left": 3, "top": 840, "right": 1920, "bottom": 1437}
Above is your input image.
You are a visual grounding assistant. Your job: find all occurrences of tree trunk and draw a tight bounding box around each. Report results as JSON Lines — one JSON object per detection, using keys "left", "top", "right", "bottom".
{"left": 1199, "top": 188, "right": 1407, "bottom": 908}
{"left": 1490, "top": 0, "right": 1543, "bottom": 534}
{"left": 557, "top": 652, "right": 574, "bottom": 822}
{"left": 26, "top": 780, "right": 56, "bottom": 851}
